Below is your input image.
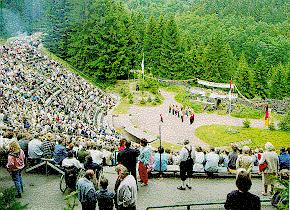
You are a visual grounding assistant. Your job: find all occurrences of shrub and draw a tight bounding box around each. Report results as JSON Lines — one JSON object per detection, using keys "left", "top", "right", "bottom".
{"left": 0, "top": 187, "right": 28, "bottom": 210}
{"left": 243, "top": 119, "right": 251, "bottom": 128}
{"left": 147, "top": 96, "right": 152, "bottom": 103}
{"left": 278, "top": 112, "right": 289, "bottom": 131}
{"left": 269, "top": 122, "right": 276, "bottom": 131}
{"left": 64, "top": 191, "right": 79, "bottom": 210}
{"left": 140, "top": 98, "right": 146, "bottom": 105}
{"left": 128, "top": 93, "right": 134, "bottom": 104}
{"left": 154, "top": 96, "right": 161, "bottom": 103}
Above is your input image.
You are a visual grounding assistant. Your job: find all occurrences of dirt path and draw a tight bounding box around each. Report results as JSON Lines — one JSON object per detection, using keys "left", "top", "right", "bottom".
{"left": 114, "top": 90, "right": 265, "bottom": 147}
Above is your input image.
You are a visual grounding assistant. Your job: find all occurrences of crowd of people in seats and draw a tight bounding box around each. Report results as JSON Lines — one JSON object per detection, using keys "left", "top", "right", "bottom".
{"left": 168, "top": 104, "right": 195, "bottom": 124}
{"left": 0, "top": 34, "right": 116, "bottom": 141}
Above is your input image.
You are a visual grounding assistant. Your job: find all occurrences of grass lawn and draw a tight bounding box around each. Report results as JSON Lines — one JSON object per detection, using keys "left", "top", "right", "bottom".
{"left": 195, "top": 125, "right": 290, "bottom": 149}
{"left": 0, "top": 38, "right": 6, "bottom": 45}
{"left": 113, "top": 99, "right": 130, "bottom": 114}
{"left": 151, "top": 140, "right": 183, "bottom": 152}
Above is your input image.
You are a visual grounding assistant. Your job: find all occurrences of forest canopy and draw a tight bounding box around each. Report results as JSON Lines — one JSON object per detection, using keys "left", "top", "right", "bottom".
{"left": 1, "top": 0, "right": 289, "bottom": 99}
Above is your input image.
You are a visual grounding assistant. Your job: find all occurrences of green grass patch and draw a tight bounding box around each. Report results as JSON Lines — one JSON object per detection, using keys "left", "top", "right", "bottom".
{"left": 230, "top": 104, "right": 263, "bottom": 119}
{"left": 151, "top": 140, "right": 183, "bottom": 152}
{"left": 195, "top": 125, "right": 290, "bottom": 149}
{"left": 113, "top": 99, "right": 130, "bottom": 114}
{"left": 0, "top": 38, "right": 6, "bottom": 45}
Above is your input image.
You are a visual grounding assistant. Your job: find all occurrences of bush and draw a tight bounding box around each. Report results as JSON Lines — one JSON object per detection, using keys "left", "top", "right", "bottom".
{"left": 243, "top": 119, "right": 251, "bottom": 128}
{"left": 140, "top": 98, "right": 146, "bottom": 105}
{"left": 269, "top": 122, "right": 276, "bottom": 131}
{"left": 154, "top": 96, "right": 161, "bottom": 103}
{"left": 0, "top": 187, "right": 28, "bottom": 210}
{"left": 279, "top": 112, "right": 289, "bottom": 131}
{"left": 128, "top": 93, "right": 134, "bottom": 104}
{"left": 147, "top": 96, "right": 152, "bottom": 103}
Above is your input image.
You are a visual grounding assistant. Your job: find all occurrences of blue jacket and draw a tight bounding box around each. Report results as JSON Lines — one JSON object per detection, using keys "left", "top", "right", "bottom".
{"left": 96, "top": 188, "right": 115, "bottom": 210}
{"left": 153, "top": 153, "right": 168, "bottom": 172}
{"left": 53, "top": 144, "right": 67, "bottom": 164}
{"left": 279, "top": 152, "right": 290, "bottom": 170}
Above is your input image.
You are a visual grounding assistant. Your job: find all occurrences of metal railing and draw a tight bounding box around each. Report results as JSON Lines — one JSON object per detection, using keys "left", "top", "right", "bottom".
{"left": 146, "top": 199, "right": 271, "bottom": 210}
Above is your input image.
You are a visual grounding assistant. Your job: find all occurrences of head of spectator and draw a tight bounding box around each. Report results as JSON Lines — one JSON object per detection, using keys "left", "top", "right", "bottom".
{"left": 140, "top": 138, "right": 148, "bottom": 147}
{"left": 100, "top": 177, "right": 109, "bottom": 190}
{"left": 236, "top": 168, "right": 252, "bottom": 193}
{"left": 231, "top": 144, "right": 238, "bottom": 152}
{"left": 158, "top": 146, "right": 164, "bottom": 154}
{"left": 183, "top": 139, "right": 189, "bottom": 146}
{"left": 67, "top": 150, "right": 74, "bottom": 158}
{"left": 258, "top": 148, "right": 263, "bottom": 153}
{"left": 280, "top": 147, "right": 286, "bottom": 154}
{"left": 8, "top": 141, "right": 21, "bottom": 154}
{"left": 4, "top": 131, "right": 15, "bottom": 139}
{"left": 45, "top": 132, "right": 54, "bottom": 141}
{"left": 84, "top": 169, "right": 95, "bottom": 180}
{"left": 115, "top": 164, "right": 129, "bottom": 180}
{"left": 209, "top": 147, "right": 215, "bottom": 153}
{"left": 196, "top": 146, "right": 203, "bottom": 153}
{"left": 265, "top": 142, "right": 274, "bottom": 151}
{"left": 287, "top": 147, "right": 290, "bottom": 155}
{"left": 242, "top": 146, "right": 250, "bottom": 155}
{"left": 125, "top": 141, "right": 131, "bottom": 149}
{"left": 119, "top": 138, "right": 126, "bottom": 147}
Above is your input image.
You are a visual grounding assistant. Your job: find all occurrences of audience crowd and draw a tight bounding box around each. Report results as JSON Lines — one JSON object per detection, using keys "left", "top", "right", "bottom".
{"left": 1, "top": 34, "right": 289, "bottom": 209}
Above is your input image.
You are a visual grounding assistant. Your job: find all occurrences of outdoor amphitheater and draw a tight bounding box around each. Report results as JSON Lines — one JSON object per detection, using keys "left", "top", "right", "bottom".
{"left": 0, "top": 32, "right": 289, "bottom": 210}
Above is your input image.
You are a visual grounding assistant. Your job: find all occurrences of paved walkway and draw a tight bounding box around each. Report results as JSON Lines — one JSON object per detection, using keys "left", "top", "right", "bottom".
{"left": 114, "top": 90, "right": 265, "bottom": 147}
{"left": 0, "top": 167, "right": 273, "bottom": 210}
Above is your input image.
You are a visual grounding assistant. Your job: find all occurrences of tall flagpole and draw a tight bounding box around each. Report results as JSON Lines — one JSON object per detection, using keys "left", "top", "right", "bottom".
{"left": 141, "top": 53, "right": 144, "bottom": 79}
{"left": 229, "top": 78, "right": 232, "bottom": 115}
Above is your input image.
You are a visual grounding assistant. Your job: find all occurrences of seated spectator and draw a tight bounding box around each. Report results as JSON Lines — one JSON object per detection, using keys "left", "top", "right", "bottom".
{"left": 77, "top": 146, "right": 89, "bottom": 163}
{"left": 62, "top": 150, "right": 82, "bottom": 169}
{"left": 53, "top": 139, "right": 67, "bottom": 165}
{"left": 204, "top": 147, "right": 219, "bottom": 174}
{"left": 278, "top": 147, "right": 290, "bottom": 170}
{"left": 18, "top": 132, "right": 30, "bottom": 157}
{"left": 42, "top": 133, "right": 55, "bottom": 158}
{"left": 228, "top": 144, "right": 238, "bottom": 173}
{"left": 225, "top": 168, "right": 261, "bottom": 210}
{"left": 236, "top": 146, "right": 253, "bottom": 173}
{"left": 192, "top": 146, "right": 205, "bottom": 172}
{"left": 96, "top": 177, "right": 115, "bottom": 210}
{"left": 28, "top": 133, "right": 43, "bottom": 164}
{"left": 84, "top": 155, "right": 102, "bottom": 178}
{"left": 153, "top": 146, "right": 168, "bottom": 172}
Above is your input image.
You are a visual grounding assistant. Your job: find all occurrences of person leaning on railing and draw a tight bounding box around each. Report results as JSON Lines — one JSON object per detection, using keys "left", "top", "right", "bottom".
{"left": 225, "top": 168, "right": 261, "bottom": 210}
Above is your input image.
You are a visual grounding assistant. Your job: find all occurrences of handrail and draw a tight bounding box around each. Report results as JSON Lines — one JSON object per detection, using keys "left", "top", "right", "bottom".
{"left": 146, "top": 199, "right": 271, "bottom": 210}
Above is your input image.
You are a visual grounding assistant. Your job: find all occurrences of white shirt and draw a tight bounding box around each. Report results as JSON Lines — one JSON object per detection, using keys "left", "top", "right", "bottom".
{"left": 89, "top": 149, "right": 104, "bottom": 165}
{"left": 179, "top": 145, "right": 195, "bottom": 163}
{"left": 117, "top": 175, "right": 137, "bottom": 207}
{"left": 62, "top": 157, "right": 83, "bottom": 169}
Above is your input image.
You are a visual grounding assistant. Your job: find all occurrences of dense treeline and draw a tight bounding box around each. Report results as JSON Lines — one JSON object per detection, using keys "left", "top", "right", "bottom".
{"left": 1, "top": 0, "right": 289, "bottom": 99}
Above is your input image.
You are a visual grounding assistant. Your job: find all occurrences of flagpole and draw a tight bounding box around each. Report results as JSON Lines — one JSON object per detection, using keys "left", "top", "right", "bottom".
{"left": 229, "top": 78, "right": 232, "bottom": 115}
{"left": 141, "top": 53, "right": 144, "bottom": 80}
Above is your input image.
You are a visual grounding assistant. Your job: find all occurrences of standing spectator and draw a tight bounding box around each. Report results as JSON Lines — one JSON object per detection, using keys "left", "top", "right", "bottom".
{"left": 278, "top": 147, "right": 290, "bottom": 170}
{"left": 189, "top": 112, "right": 195, "bottom": 124}
{"left": 153, "top": 146, "right": 168, "bottom": 172}
{"left": 138, "top": 138, "right": 151, "bottom": 186}
{"left": 62, "top": 150, "right": 83, "bottom": 169}
{"left": 117, "top": 141, "right": 140, "bottom": 181}
{"left": 42, "top": 133, "right": 55, "bottom": 158}
{"left": 236, "top": 146, "right": 253, "bottom": 173}
{"left": 6, "top": 141, "right": 25, "bottom": 198}
{"left": 116, "top": 165, "right": 137, "bottom": 210}
{"left": 177, "top": 140, "right": 195, "bottom": 190}
{"left": 28, "top": 133, "right": 43, "bottom": 164}
{"left": 84, "top": 155, "right": 102, "bottom": 179}
{"left": 225, "top": 169, "right": 261, "bottom": 210}
{"left": 96, "top": 177, "right": 115, "bottom": 210}
{"left": 228, "top": 145, "right": 238, "bottom": 173}
{"left": 76, "top": 170, "right": 97, "bottom": 210}
{"left": 204, "top": 147, "right": 219, "bottom": 175}
{"left": 118, "top": 138, "right": 126, "bottom": 152}
{"left": 53, "top": 139, "right": 67, "bottom": 165}
{"left": 89, "top": 144, "right": 104, "bottom": 165}
{"left": 192, "top": 146, "right": 205, "bottom": 172}
{"left": 259, "top": 142, "right": 279, "bottom": 196}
